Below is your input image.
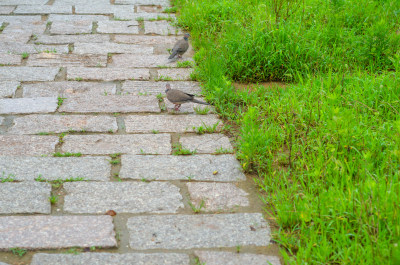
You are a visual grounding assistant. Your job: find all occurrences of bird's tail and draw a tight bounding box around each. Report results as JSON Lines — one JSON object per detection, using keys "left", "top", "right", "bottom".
{"left": 168, "top": 50, "right": 178, "bottom": 59}
{"left": 191, "top": 99, "right": 210, "bottom": 105}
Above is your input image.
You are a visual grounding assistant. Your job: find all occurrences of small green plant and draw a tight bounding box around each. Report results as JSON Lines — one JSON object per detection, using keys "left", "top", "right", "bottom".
{"left": 155, "top": 75, "right": 173, "bottom": 81}
{"left": 113, "top": 112, "right": 120, "bottom": 116}
{"left": 236, "top": 245, "right": 241, "bottom": 253}
{"left": 186, "top": 175, "right": 194, "bottom": 181}
{"left": 172, "top": 143, "right": 196, "bottom": 155}
{"left": 194, "top": 257, "right": 206, "bottom": 265}
{"left": 0, "top": 173, "right": 15, "bottom": 183}
{"left": 156, "top": 93, "right": 164, "bottom": 102}
{"left": 157, "top": 65, "right": 169, "bottom": 68}
{"left": 75, "top": 77, "right": 83, "bottom": 81}
{"left": 57, "top": 97, "right": 66, "bottom": 107}
{"left": 113, "top": 17, "right": 129, "bottom": 21}
{"left": 10, "top": 247, "right": 27, "bottom": 257}
{"left": 193, "top": 106, "right": 210, "bottom": 115}
{"left": 108, "top": 129, "right": 114, "bottom": 133}
{"left": 43, "top": 48, "right": 57, "bottom": 53}
{"left": 110, "top": 153, "right": 121, "bottom": 159}
{"left": 108, "top": 158, "right": 120, "bottom": 165}
{"left": 214, "top": 147, "right": 233, "bottom": 154}
{"left": 64, "top": 247, "right": 81, "bottom": 255}
{"left": 163, "top": 6, "right": 178, "bottom": 13}
{"left": 21, "top": 52, "right": 29, "bottom": 59}
{"left": 113, "top": 173, "right": 122, "bottom": 182}
{"left": 35, "top": 176, "right": 86, "bottom": 188}
{"left": 59, "top": 132, "right": 68, "bottom": 143}
{"left": 136, "top": 17, "right": 144, "bottom": 22}
{"left": 141, "top": 178, "right": 150, "bottom": 182}
{"left": 37, "top": 132, "right": 51, "bottom": 135}
{"left": 152, "top": 129, "right": 159, "bottom": 134}
{"left": 193, "top": 122, "right": 219, "bottom": 135}
{"left": 176, "top": 60, "right": 194, "bottom": 68}
{"left": 53, "top": 152, "right": 82, "bottom": 157}
{"left": 49, "top": 194, "right": 58, "bottom": 204}
{"left": 188, "top": 200, "right": 205, "bottom": 213}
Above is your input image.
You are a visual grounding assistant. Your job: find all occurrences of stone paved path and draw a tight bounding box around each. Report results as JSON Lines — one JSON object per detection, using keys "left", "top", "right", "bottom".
{"left": 0, "top": 1, "right": 280, "bottom": 264}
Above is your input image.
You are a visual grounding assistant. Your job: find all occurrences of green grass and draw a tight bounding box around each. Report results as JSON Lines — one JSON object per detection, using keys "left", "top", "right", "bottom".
{"left": 57, "top": 97, "right": 66, "bottom": 107}
{"left": 176, "top": 60, "right": 194, "bottom": 68}
{"left": 35, "top": 176, "right": 86, "bottom": 188}
{"left": 0, "top": 173, "right": 16, "bottom": 183}
{"left": 10, "top": 247, "right": 27, "bottom": 257}
{"left": 192, "top": 122, "right": 219, "bottom": 134}
{"left": 21, "top": 52, "right": 29, "bottom": 59}
{"left": 172, "top": 142, "right": 197, "bottom": 155}
{"left": 53, "top": 152, "right": 82, "bottom": 157}
{"left": 49, "top": 194, "right": 59, "bottom": 204}
{"left": 173, "top": 0, "right": 400, "bottom": 264}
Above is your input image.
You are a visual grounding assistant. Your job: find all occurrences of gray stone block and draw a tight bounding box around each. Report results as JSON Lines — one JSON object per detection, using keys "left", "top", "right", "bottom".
{"left": 23, "top": 81, "right": 116, "bottom": 98}
{"left": 14, "top": 5, "right": 72, "bottom": 14}
{"left": 111, "top": 54, "right": 193, "bottom": 68}
{"left": 64, "top": 182, "right": 183, "bottom": 213}
{"left": 0, "top": 54, "right": 22, "bottom": 65}
{"left": 67, "top": 67, "right": 150, "bottom": 81}
{"left": 158, "top": 68, "right": 193, "bottom": 80}
{"left": 0, "top": 15, "right": 42, "bottom": 23}
{"left": 0, "top": 6, "right": 15, "bottom": 14}
{"left": 31, "top": 253, "right": 189, "bottom": 265}
{"left": 0, "top": 136, "right": 58, "bottom": 155}
{"left": 48, "top": 14, "right": 110, "bottom": 21}
{"left": 179, "top": 134, "right": 233, "bottom": 154}
{"left": 35, "top": 34, "right": 110, "bottom": 44}
{"left": 58, "top": 95, "right": 160, "bottom": 113}
{"left": 144, "top": 21, "right": 182, "bottom": 35}
{"left": 0, "top": 216, "right": 116, "bottom": 249}
{"left": 0, "top": 81, "right": 19, "bottom": 98}
{"left": 0, "top": 0, "right": 47, "bottom": 5}
{"left": 187, "top": 182, "right": 249, "bottom": 212}
{"left": 62, "top": 134, "right": 171, "bottom": 155}
{"left": 97, "top": 21, "right": 139, "bottom": 34}
{"left": 121, "top": 81, "right": 201, "bottom": 95}
{"left": 114, "top": 35, "right": 179, "bottom": 45}
{"left": 119, "top": 155, "right": 246, "bottom": 181}
{"left": 115, "top": 0, "right": 170, "bottom": 6}
{"left": 195, "top": 251, "right": 281, "bottom": 265}
{"left": 0, "top": 156, "right": 111, "bottom": 181}
{"left": 9, "top": 115, "right": 118, "bottom": 134}
{"left": 50, "top": 21, "right": 93, "bottom": 34}
{"left": 0, "top": 43, "right": 68, "bottom": 54}
{"left": 114, "top": 11, "right": 175, "bottom": 21}
{"left": 0, "top": 182, "right": 51, "bottom": 214}
{"left": 0, "top": 67, "right": 59, "bottom": 81}
{"left": 127, "top": 213, "right": 270, "bottom": 249}
{"left": 73, "top": 42, "right": 152, "bottom": 55}
{"left": 26, "top": 54, "right": 107, "bottom": 67}
{"left": 0, "top": 97, "right": 58, "bottom": 114}
{"left": 124, "top": 115, "right": 221, "bottom": 133}
{"left": 0, "top": 117, "right": 4, "bottom": 125}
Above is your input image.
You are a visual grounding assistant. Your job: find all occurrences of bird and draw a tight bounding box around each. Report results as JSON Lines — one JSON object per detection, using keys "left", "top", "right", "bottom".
{"left": 168, "top": 33, "right": 190, "bottom": 59}
{"left": 165, "top": 83, "right": 210, "bottom": 111}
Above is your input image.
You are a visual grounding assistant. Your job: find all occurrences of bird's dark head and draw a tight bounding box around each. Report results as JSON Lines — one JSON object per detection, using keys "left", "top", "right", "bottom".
{"left": 183, "top": 33, "right": 190, "bottom": 40}
{"left": 165, "top": 83, "right": 171, "bottom": 93}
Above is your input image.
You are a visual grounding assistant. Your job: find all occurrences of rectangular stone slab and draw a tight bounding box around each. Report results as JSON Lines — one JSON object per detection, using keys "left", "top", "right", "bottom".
{"left": 58, "top": 95, "right": 160, "bottom": 113}
{"left": 110, "top": 54, "right": 193, "bottom": 68}
{"left": 0, "top": 81, "right": 19, "bottom": 98}
{"left": 26, "top": 54, "right": 107, "bottom": 67}
{"left": 144, "top": 21, "right": 182, "bottom": 35}
{"left": 63, "top": 182, "right": 183, "bottom": 214}
{"left": 0, "top": 54, "right": 22, "bottom": 65}
{"left": 121, "top": 81, "right": 201, "bottom": 95}
{"left": 62, "top": 134, "right": 171, "bottom": 155}
{"left": 119, "top": 155, "right": 246, "bottom": 181}
{"left": 48, "top": 14, "right": 110, "bottom": 21}
{"left": 0, "top": 136, "right": 58, "bottom": 155}
{"left": 179, "top": 134, "right": 233, "bottom": 154}
{"left": 8, "top": 115, "right": 118, "bottom": 134}
{"left": 67, "top": 67, "right": 150, "bottom": 81}
{"left": 127, "top": 213, "right": 270, "bottom": 249}
{"left": 114, "top": 35, "right": 179, "bottom": 45}
{"left": 35, "top": 34, "right": 110, "bottom": 44}
{"left": 0, "top": 67, "right": 59, "bottom": 81}
{"left": 97, "top": 21, "right": 139, "bottom": 34}
{"left": 23, "top": 81, "right": 116, "bottom": 97}
{"left": 124, "top": 115, "right": 221, "bottom": 133}
{"left": 31, "top": 253, "right": 189, "bottom": 265}
{"left": 0, "top": 182, "right": 51, "bottom": 214}
{"left": 14, "top": 5, "right": 72, "bottom": 14}
{"left": 0, "top": 97, "right": 58, "bottom": 114}
{"left": 194, "top": 251, "right": 281, "bottom": 265}
{"left": 0, "top": 156, "right": 111, "bottom": 181}
{"left": 0, "top": 43, "right": 69, "bottom": 54}
{"left": 73, "top": 43, "right": 152, "bottom": 55}
{"left": 157, "top": 68, "right": 192, "bottom": 80}
{"left": 0, "top": 216, "right": 116, "bottom": 250}
{"left": 50, "top": 20, "right": 93, "bottom": 34}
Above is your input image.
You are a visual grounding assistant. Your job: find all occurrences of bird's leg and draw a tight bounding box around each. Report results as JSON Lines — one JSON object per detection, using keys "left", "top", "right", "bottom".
{"left": 178, "top": 54, "right": 182, "bottom": 59}
{"left": 174, "top": 104, "right": 181, "bottom": 111}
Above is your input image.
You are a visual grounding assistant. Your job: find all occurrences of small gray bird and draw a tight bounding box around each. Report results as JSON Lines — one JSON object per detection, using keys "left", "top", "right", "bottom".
{"left": 165, "top": 83, "right": 210, "bottom": 111}
{"left": 168, "top": 33, "right": 190, "bottom": 59}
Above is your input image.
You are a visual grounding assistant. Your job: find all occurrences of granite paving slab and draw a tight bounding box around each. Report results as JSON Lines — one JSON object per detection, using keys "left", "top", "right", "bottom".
{"left": 0, "top": 15, "right": 42, "bottom": 23}
{"left": 5, "top": 20, "right": 47, "bottom": 33}
{"left": 14, "top": 5, "right": 72, "bottom": 14}
{"left": 48, "top": 14, "right": 110, "bottom": 21}
{"left": 58, "top": 95, "right": 160, "bottom": 113}
{"left": 144, "top": 21, "right": 182, "bottom": 35}
{"left": 137, "top": 5, "right": 162, "bottom": 13}
{"left": 0, "top": 0, "right": 47, "bottom": 5}
{"left": 0, "top": 117, "right": 4, "bottom": 125}
{"left": 0, "top": 216, "right": 116, "bottom": 249}
{"left": 187, "top": 182, "right": 249, "bottom": 212}
{"left": 0, "top": 81, "right": 19, "bottom": 98}
{"left": 0, "top": 136, "right": 58, "bottom": 155}
{"left": 121, "top": 81, "right": 201, "bottom": 95}
{"left": 26, "top": 53, "right": 107, "bottom": 67}
{"left": 74, "top": 4, "right": 134, "bottom": 15}
{"left": 114, "top": 35, "right": 179, "bottom": 45}
{"left": 157, "top": 68, "right": 192, "bottom": 80}
{"left": 110, "top": 54, "right": 193, "bottom": 68}
{"left": 0, "top": 30, "right": 32, "bottom": 43}
{"left": 127, "top": 213, "right": 270, "bottom": 249}
{"left": 114, "top": 11, "right": 175, "bottom": 20}
{"left": 0, "top": 156, "right": 111, "bottom": 181}
{"left": 179, "top": 134, "right": 233, "bottom": 154}
{"left": 8, "top": 115, "right": 118, "bottom": 134}
{"left": 64, "top": 182, "right": 183, "bottom": 214}
{"left": 0, "top": 53, "right": 22, "bottom": 65}
{"left": 0, "top": 67, "right": 59, "bottom": 81}
{"left": 23, "top": 81, "right": 116, "bottom": 97}
{"left": 97, "top": 21, "right": 139, "bottom": 34}
{"left": 124, "top": 115, "right": 221, "bottom": 133}
{"left": 0, "top": 43, "right": 69, "bottom": 54}
{"left": 31, "top": 253, "right": 189, "bottom": 265}
{"left": 50, "top": 20, "right": 93, "bottom": 34}
{"left": 73, "top": 43, "right": 153, "bottom": 55}
{"left": 194, "top": 251, "right": 281, "bottom": 265}
{"left": 119, "top": 155, "right": 246, "bottom": 181}
{"left": 67, "top": 67, "right": 150, "bottom": 81}
{"left": 0, "top": 6, "right": 15, "bottom": 14}
{"left": 115, "top": 0, "right": 170, "bottom": 6}
{"left": 62, "top": 134, "right": 171, "bottom": 155}
{"left": 0, "top": 97, "right": 58, "bottom": 114}
{"left": 0, "top": 182, "right": 51, "bottom": 214}
{"left": 34, "top": 34, "right": 110, "bottom": 44}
